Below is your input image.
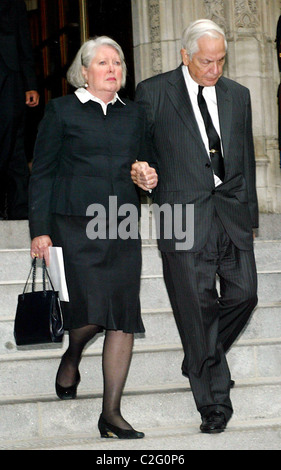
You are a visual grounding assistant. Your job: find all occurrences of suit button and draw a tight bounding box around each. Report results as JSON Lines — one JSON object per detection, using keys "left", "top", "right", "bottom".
{"left": 211, "top": 189, "right": 215, "bottom": 195}
{"left": 205, "top": 163, "right": 211, "bottom": 168}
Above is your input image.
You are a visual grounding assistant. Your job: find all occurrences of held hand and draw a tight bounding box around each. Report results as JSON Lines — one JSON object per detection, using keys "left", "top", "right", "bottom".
{"left": 131, "top": 161, "right": 158, "bottom": 191}
{"left": 31, "top": 235, "right": 53, "bottom": 266}
{"left": 25, "top": 90, "right": 40, "bottom": 107}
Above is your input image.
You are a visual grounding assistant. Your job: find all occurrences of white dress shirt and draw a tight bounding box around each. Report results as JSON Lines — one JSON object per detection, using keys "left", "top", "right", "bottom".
{"left": 74, "top": 87, "right": 126, "bottom": 115}
{"left": 181, "top": 65, "right": 223, "bottom": 186}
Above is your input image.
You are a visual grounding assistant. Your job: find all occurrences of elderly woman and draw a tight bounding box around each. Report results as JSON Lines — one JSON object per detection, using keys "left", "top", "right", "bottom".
{"left": 29, "top": 36, "right": 157, "bottom": 439}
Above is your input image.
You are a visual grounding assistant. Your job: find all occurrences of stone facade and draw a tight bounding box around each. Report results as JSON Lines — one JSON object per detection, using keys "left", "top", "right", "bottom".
{"left": 132, "top": 0, "right": 281, "bottom": 213}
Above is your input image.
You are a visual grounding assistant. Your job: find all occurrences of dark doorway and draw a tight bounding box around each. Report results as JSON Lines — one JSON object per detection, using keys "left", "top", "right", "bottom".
{"left": 25, "top": 0, "right": 82, "bottom": 161}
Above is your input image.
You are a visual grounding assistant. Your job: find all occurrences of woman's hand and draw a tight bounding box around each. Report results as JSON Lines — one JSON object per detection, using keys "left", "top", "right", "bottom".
{"left": 30, "top": 235, "right": 53, "bottom": 266}
{"left": 131, "top": 161, "right": 158, "bottom": 191}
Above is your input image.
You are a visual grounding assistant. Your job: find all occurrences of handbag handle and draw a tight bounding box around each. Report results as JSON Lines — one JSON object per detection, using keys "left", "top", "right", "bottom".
{"left": 43, "top": 258, "right": 56, "bottom": 291}
{"left": 23, "top": 257, "right": 55, "bottom": 295}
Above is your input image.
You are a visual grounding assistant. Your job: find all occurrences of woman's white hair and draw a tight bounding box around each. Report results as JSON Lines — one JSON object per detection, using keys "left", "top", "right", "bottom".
{"left": 67, "top": 36, "right": 127, "bottom": 88}
{"left": 182, "top": 19, "right": 227, "bottom": 58}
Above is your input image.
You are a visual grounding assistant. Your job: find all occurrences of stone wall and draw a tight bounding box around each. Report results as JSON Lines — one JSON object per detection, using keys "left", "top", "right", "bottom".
{"left": 132, "top": 0, "right": 281, "bottom": 213}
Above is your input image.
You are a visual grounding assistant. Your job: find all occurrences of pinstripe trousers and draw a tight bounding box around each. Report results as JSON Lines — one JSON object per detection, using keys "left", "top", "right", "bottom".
{"left": 161, "top": 211, "right": 258, "bottom": 421}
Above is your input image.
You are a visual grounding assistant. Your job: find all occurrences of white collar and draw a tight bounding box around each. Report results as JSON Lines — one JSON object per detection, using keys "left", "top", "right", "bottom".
{"left": 74, "top": 87, "right": 126, "bottom": 114}
{"left": 181, "top": 65, "right": 217, "bottom": 102}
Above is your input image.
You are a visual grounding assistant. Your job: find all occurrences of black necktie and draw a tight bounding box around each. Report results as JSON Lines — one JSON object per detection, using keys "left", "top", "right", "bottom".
{"left": 197, "top": 85, "right": 225, "bottom": 182}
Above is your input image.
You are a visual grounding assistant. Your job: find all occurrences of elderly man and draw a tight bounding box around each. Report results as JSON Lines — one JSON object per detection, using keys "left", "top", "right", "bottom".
{"left": 132, "top": 19, "right": 258, "bottom": 433}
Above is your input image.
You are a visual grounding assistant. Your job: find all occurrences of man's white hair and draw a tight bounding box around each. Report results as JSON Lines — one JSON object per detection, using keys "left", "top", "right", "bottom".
{"left": 182, "top": 19, "right": 227, "bottom": 58}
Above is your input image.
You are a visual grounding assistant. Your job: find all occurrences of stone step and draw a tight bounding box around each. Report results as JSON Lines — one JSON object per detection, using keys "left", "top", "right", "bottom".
{"left": 141, "top": 240, "right": 281, "bottom": 275}
{"left": 1, "top": 213, "right": 281, "bottom": 249}
{"left": 253, "top": 240, "right": 281, "bottom": 272}
{"left": 1, "top": 303, "right": 281, "bottom": 355}
{"left": 0, "top": 337, "right": 280, "bottom": 399}
{"left": 1, "top": 380, "right": 281, "bottom": 448}
{"left": 1, "top": 419, "right": 280, "bottom": 450}
{"left": 0, "top": 217, "right": 280, "bottom": 450}
{"left": 0, "top": 270, "right": 280, "bottom": 318}
{"left": 140, "top": 272, "right": 281, "bottom": 310}
{"left": 0, "top": 221, "right": 30, "bottom": 249}
{"left": 1, "top": 239, "right": 281, "bottom": 282}
{"left": 256, "top": 214, "right": 281, "bottom": 240}
{"left": 0, "top": 238, "right": 280, "bottom": 318}
{"left": 0, "top": 249, "right": 31, "bottom": 282}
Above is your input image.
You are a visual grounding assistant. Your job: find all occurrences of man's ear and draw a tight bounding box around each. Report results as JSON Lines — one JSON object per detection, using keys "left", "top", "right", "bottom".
{"left": 180, "top": 48, "right": 190, "bottom": 66}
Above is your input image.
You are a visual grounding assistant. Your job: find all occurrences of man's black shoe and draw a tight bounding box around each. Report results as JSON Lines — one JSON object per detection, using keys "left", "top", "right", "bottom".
{"left": 200, "top": 410, "right": 226, "bottom": 434}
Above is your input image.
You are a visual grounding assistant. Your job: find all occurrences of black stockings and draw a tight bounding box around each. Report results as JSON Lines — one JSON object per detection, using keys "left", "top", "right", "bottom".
{"left": 56, "top": 324, "right": 102, "bottom": 387}
{"left": 56, "top": 325, "right": 134, "bottom": 430}
{"left": 102, "top": 330, "right": 134, "bottom": 430}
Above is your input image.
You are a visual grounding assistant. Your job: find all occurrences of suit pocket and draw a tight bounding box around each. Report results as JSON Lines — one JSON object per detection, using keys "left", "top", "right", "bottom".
{"left": 155, "top": 190, "right": 195, "bottom": 204}
{"left": 234, "top": 190, "right": 248, "bottom": 203}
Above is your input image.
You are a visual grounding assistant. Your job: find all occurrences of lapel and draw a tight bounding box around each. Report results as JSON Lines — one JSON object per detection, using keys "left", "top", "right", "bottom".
{"left": 215, "top": 78, "right": 232, "bottom": 159}
{"left": 166, "top": 66, "right": 206, "bottom": 151}
{"left": 166, "top": 68, "right": 232, "bottom": 161}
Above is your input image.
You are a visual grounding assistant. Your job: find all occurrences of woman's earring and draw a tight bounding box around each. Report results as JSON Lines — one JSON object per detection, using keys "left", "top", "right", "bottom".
{"left": 85, "top": 82, "right": 88, "bottom": 88}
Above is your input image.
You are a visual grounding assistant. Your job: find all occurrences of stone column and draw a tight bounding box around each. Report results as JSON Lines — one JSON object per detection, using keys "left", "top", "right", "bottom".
{"left": 224, "top": 0, "right": 281, "bottom": 212}
{"left": 131, "top": 0, "right": 281, "bottom": 213}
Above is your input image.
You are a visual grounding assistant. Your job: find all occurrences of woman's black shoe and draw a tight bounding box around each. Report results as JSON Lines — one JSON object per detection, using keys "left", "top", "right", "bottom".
{"left": 55, "top": 371, "right": 80, "bottom": 400}
{"left": 98, "top": 415, "right": 145, "bottom": 439}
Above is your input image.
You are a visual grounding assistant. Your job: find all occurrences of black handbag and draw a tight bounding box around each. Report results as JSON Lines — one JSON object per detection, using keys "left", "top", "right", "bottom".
{"left": 14, "top": 257, "right": 64, "bottom": 346}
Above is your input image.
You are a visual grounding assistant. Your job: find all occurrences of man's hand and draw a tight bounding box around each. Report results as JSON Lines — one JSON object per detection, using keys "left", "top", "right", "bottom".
{"left": 131, "top": 161, "right": 158, "bottom": 191}
{"left": 25, "top": 90, "right": 39, "bottom": 107}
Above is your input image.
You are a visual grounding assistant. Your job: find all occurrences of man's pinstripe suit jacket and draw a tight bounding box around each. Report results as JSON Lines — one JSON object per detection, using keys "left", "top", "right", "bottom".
{"left": 135, "top": 65, "right": 259, "bottom": 252}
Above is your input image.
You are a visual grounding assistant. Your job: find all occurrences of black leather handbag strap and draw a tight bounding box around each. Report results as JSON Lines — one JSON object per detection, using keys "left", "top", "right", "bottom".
{"left": 23, "top": 257, "right": 55, "bottom": 294}
{"left": 43, "top": 258, "right": 56, "bottom": 292}
{"left": 22, "top": 258, "right": 36, "bottom": 294}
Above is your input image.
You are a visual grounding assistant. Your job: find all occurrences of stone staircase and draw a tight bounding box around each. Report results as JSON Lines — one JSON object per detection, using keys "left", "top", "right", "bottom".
{"left": 0, "top": 214, "right": 281, "bottom": 450}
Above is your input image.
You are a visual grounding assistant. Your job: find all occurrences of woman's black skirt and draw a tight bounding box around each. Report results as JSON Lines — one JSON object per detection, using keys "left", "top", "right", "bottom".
{"left": 51, "top": 214, "right": 144, "bottom": 333}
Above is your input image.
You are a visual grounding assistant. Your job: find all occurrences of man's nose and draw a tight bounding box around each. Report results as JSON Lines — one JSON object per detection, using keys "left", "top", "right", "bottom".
{"left": 210, "top": 61, "right": 222, "bottom": 75}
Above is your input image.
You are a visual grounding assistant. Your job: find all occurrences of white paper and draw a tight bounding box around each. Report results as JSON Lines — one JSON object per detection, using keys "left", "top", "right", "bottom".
{"left": 48, "top": 246, "right": 69, "bottom": 302}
